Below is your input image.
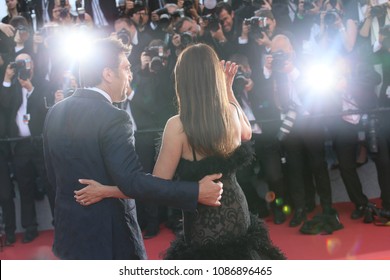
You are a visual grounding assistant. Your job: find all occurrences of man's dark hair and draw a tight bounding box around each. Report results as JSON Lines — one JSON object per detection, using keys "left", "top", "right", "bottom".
{"left": 173, "top": 16, "right": 193, "bottom": 33}
{"left": 9, "top": 15, "right": 30, "bottom": 30}
{"left": 257, "top": 9, "right": 275, "bottom": 21}
{"left": 215, "top": 2, "right": 233, "bottom": 16}
{"left": 79, "top": 38, "right": 129, "bottom": 88}
{"left": 114, "top": 17, "right": 136, "bottom": 28}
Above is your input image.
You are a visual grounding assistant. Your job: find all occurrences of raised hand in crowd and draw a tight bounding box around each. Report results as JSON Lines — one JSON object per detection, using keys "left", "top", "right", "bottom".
{"left": 0, "top": 23, "right": 15, "bottom": 37}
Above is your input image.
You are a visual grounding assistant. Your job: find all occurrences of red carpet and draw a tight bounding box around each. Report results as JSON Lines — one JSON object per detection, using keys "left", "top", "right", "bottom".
{"left": 1, "top": 198, "right": 389, "bottom": 260}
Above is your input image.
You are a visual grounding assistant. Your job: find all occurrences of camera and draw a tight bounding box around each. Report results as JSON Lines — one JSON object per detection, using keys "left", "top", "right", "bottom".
{"left": 179, "top": 31, "right": 194, "bottom": 47}
{"left": 233, "top": 70, "right": 251, "bottom": 94}
{"left": 10, "top": 59, "right": 31, "bottom": 81}
{"left": 154, "top": 8, "right": 172, "bottom": 27}
{"left": 117, "top": 28, "right": 132, "bottom": 45}
{"left": 271, "top": 50, "right": 290, "bottom": 72}
{"left": 144, "top": 45, "right": 166, "bottom": 72}
{"left": 371, "top": 4, "right": 387, "bottom": 18}
{"left": 243, "top": 16, "right": 268, "bottom": 39}
{"left": 201, "top": 13, "right": 220, "bottom": 32}
{"left": 277, "top": 107, "right": 297, "bottom": 141}
{"left": 324, "top": 9, "right": 343, "bottom": 26}
{"left": 171, "top": 9, "right": 185, "bottom": 18}
{"left": 362, "top": 114, "right": 379, "bottom": 153}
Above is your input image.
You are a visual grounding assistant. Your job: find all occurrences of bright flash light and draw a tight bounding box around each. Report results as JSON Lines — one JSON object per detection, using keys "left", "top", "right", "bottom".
{"left": 62, "top": 29, "right": 93, "bottom": 62}
{"left": 305, "top": 63, "right": 336, "bottom": 93}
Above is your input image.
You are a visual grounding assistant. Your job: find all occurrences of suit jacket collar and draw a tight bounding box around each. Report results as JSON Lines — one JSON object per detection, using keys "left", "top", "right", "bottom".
{"left": 73, "top": 88, "right": 112, "bottom": 104}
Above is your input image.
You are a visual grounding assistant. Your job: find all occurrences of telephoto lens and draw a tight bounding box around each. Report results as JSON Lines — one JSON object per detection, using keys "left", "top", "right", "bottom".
{"left": 277, "top": 109, "right": 297, "bottom": 141}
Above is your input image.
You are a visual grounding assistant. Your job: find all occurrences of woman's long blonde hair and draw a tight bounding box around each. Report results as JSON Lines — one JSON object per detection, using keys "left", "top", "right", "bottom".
{"left": 174, "top": 44, "right": 235, "bottom": 158}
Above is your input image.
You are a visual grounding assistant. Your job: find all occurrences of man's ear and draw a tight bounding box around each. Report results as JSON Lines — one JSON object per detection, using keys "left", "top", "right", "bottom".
{"left": 102, "top": 67, "right": 113, "bottom": 83}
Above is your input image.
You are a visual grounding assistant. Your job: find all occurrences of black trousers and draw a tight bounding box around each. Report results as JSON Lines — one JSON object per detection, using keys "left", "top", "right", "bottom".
{"left": 330, "top": 120, "right": 368, "bottom": 207}
{"left": 12, "top": 139, "right": 55, "bottom": 230}
{"left": 134, "top": 131, "right": 160, "bottom": 230}
{"left": 0, "top": 144, "right": 16, "bottom": 235}
{"left": 255, "top": 125, "right": 286, "bottom": 203}
{"left": 283, "top": 118, "right": 332, "bottom": 210}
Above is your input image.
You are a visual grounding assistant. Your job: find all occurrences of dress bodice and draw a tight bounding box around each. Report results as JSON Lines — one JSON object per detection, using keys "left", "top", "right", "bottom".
{"left": 176, "top": 143, "right": 254, "bottom": 246}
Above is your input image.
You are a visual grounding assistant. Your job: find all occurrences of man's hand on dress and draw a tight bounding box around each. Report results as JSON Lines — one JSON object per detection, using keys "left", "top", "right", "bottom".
{"left": 198, "top": 173, "right": 223, "bottom": 206}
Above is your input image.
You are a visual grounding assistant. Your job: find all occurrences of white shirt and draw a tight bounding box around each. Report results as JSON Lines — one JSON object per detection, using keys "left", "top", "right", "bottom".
{"left": 3, "top": 81, "right": 34, "bottom": 137}
{"left": 123, "top": 90, "right": 137, "bottom": 131}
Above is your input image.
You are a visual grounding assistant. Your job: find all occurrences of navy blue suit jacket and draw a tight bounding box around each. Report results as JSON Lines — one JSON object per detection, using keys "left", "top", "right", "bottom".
{"left": 43, "top": 89, "right": 198, "bottom": 259}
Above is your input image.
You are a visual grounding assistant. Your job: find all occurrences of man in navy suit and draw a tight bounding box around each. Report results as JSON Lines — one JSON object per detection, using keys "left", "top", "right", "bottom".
{"left": 43, "top": 38, "right": 223, "bottom": 260}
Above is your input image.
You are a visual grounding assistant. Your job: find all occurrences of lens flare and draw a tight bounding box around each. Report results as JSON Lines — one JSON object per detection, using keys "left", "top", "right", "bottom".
{"left": 305, "top": 63, "right": 336, "bottom": 93}
{"left": 275, "top": 197, "right": 284, "bottom": 206}
{"left": 326, "top": 237, "right": 342, "bottom": 255}
{"left": 265, "top": 191, "right": 276, "bottom": 203}
{"left": 282, "top": 205, "right": 292, "bottom": 215}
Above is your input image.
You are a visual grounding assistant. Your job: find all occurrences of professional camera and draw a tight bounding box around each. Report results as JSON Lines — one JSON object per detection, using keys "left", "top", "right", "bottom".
{"left": 171, "top": 9, "right": 185, "bottom": 18}
{"left": 9, "top": 59, "right": 31, "bottom": 81}
{"left": 243, "top": 16, "right": 268, "bottom": 39}
{"left": 201, "top": 13, "right": 220, "bottom": 32}
{"left": 277, "top": 106, "right": 297, "bottom": 141}
{"left": 361, "top": 114, "right": 379, "bottom": 153}
{"left": 371, "top": 4, "right": 387, "bottom": 18}
{"left": 154, "top": 7, "right": 171, "bottom": 27}
{"left": 144, "top": 45, "right": 167, "bottom": 73}
{"left": 324, "top": 9, "right": 343, "bottom": 26}
{"left": 117, "top": 28, "right": 132, "bottom": 45}
{"left": 179, "top": 31, "right": 194, "bottom": 48}
{"left": 271, "top": 50, "right": 290, "bottom": 72}
{"left": 379, "top": 24, "right": 390, "bottom": 50}
{"left": 233, "top": 70, "right": 251, "bottom": 94}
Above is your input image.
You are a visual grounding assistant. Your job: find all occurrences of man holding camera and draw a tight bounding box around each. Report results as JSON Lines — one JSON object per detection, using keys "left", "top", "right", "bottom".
{"left": 264, "top": 35, "right": 340, "bottom": 232}
{"left": 0, "top": 53, "right": 54, "bottom": 243}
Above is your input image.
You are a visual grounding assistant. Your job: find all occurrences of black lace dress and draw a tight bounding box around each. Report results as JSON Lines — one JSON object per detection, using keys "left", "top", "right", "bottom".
{"left": 163, "top": 143, "right": 286, "bottom": 260}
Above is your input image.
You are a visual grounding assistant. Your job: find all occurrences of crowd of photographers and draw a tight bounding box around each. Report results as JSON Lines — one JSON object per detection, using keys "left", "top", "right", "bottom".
{"left": 0, "top": 0, "right": 390, "bottom": 246}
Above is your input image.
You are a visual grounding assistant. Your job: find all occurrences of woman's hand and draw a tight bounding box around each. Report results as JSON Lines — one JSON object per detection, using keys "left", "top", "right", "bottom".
{"left": 220, "top": 60, "right": 238, "bottom": 92}
{"left": 74, "top": 179, "right": 107, "bottom": 206}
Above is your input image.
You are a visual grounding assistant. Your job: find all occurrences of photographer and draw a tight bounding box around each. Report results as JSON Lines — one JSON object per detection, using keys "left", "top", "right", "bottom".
{"left": 0, "top": 53, "right": 54, "bottom": 243}
{"left": 368, "top": 23, "right": 390, "bottom": 222}
{"left": 317, "top": 0, "right": 358, "bottom": 53}
{"left": 0, "top": 87, "right": 16, "bottom": 246}
{"left": 149, "top": 3, "right": 180, "bottom": 41}
{"left": 9, "top": 16, "right": 34, "bottom": 57}
{"left": 1, "top": 0, "right": 19, "bottom": 24}
{"left": 170, "top": 16, "right": 200, "bottom": 55}
{"left": 201, "top": 2, "right": 242, "bottom": 59}
{"left": 131, "top": 39, "right": 177, "bottom": 239}
{"left": 265, "top": 35, "right": 340, "bottom": 231}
